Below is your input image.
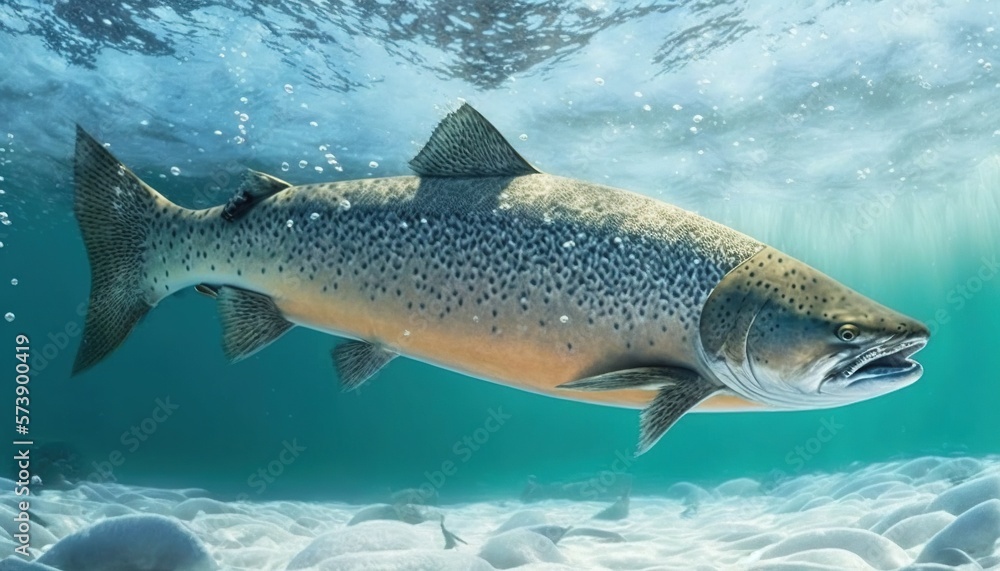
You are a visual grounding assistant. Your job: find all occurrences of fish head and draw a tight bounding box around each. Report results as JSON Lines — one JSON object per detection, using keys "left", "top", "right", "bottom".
{"left": 700, "top": 247, "right": 929, "bottom": 409}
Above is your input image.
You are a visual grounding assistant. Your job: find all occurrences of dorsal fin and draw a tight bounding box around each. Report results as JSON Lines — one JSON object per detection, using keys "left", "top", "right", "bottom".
{"left": 221, "top": 170, "right": 292, "bottom": 222}
{"left": 409, "top": 103, "right": 539, "bottom": 178}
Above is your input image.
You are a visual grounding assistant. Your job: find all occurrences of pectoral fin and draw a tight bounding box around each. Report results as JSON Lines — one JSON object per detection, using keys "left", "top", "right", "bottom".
{"left": 638, "top": 378, "right": 720, "bottom": 456}
{"left": 216, "top": 286, "right": 294, "bottom": 361}
{"left": 557, "top": 367, "right": 722, "bottom": 456}
{"left": 332, "top": 340, "right": 398, "bottom": 391}
{"left": 555, "top": 366, "right": 701, "bottom": 391}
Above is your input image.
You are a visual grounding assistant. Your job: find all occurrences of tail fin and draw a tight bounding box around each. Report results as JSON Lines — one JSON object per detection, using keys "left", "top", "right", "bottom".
{"left": 72, "top": 126, "right": 163, "bottom": 374}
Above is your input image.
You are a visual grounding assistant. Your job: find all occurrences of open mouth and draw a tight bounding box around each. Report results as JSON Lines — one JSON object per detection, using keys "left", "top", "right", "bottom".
{"left": 834, "top": 338, "right": 928, "bottom": 384}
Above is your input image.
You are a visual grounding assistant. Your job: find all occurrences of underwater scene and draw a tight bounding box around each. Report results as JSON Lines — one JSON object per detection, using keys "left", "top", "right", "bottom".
{"left": 1, "top": 0, "right": 999, "bottom": 569}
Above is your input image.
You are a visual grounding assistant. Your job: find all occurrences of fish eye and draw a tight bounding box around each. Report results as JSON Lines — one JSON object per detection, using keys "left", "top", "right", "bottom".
{"left": 837, "top": 324, "right": 860, "bottom": 342}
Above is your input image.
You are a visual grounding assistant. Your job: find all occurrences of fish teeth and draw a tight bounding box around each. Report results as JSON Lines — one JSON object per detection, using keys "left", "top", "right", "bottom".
{"left": 843, "top": 339, "right": 921, "bottom": 378}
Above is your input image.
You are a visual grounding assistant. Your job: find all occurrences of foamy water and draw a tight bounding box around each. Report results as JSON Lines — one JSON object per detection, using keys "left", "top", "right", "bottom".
{"left": 2, "top": 455, "right": 998, "bottom": 570}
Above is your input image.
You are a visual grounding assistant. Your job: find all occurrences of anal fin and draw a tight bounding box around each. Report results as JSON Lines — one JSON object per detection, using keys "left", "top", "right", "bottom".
{"left": 216, "top": 286, "right": 294, "bottom": 361}
{"left": 557, "top": 366, "right": 721, "bottom": 456}
{"left": 332, "top": 340, "right": 397, "bottom": 391}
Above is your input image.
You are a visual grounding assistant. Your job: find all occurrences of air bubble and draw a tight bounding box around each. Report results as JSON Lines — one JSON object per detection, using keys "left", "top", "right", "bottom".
{"left": 284, "top": 84, "right": 294, "bottom": 94}
{"left": 559, "top": 315, "right": 569, "bottom": 324}
{"left": 692, "top": 115, "right": 703, "bottom": 123}
{"left": 339, "top": 199, "right": 351, "bottom": 211}
{"left": 214, "top": 130, "right": 222, "bottom": 136}
{"left": 10, "top": 279, "right": 17, "bottom": 286}
{"left": 314, "top": 166, "right": 323, "bottom": 173}
{"left": 239, "top": 113, "right": 249, "bottom": 122}
{"left": 310, "top": 212, "right": 320, "bottom": 220}
{"left": 170, "top": 166, "right": 180, "bottom": 176}
{"left": 281, "top": 162, "right": 290, "bottom": 172}
{"left": 519, "top": 134, "right": 528, "bottom": 141}
{"left": 643, "top": 104, "right": 651, "bottom": 111}
{"left": 310, "top": 121, "right": 318, "bottom": 127}
{"left": 286, "top": 219, "right": 294, "bottom": 228}
{"left": 369, "top": 161, "right": 379, "bottom": 169}
{"left": 594, "top": 77, "right": 605, "bottom": 85}
{"left": 4, "top": 312, "right": 13, "bottom": 322}
{"left": 673, "top": 104, "right": 683, "bottom": 111}
{"left": 298, "top": 160, "right": 308, "bottom": 168}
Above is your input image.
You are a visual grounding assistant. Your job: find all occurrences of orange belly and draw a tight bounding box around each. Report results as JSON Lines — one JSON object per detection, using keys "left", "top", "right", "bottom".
{"left": 276, "top": 290, "right": 765, "bottom": 412}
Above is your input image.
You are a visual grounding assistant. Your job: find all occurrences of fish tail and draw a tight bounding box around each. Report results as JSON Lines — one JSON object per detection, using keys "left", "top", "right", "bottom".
{"left": 72, "top": 126, "right": 180, "bottom": 374}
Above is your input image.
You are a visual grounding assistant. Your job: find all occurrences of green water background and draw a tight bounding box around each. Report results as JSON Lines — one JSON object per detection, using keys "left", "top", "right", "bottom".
{"left": 3, "top": 156, "right": 997, "bottom": 503}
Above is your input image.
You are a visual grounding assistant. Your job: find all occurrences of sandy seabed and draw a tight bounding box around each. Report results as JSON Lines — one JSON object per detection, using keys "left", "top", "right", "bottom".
{"left": 1, "top": 456, "right": 998, "bottom": 570}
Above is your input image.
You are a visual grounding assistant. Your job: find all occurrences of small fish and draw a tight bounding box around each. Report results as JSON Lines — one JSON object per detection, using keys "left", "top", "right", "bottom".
{"left": 72, "top": 104, "right": 929, "bottom": 453}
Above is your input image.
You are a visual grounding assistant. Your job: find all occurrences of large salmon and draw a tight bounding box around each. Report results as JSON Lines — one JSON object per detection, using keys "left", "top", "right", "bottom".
{"left": 72, "top": 104, "right": 928, "bottom": 453}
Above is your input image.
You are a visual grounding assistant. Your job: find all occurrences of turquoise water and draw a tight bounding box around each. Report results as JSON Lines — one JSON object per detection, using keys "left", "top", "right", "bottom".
{"left": 1, "top": 0, "right": 998, "bottom": 509}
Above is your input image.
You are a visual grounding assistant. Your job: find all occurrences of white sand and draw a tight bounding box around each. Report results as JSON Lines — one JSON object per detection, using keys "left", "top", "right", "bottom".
{"left": 1, "top": 456, "right": 998, "bottom": 570}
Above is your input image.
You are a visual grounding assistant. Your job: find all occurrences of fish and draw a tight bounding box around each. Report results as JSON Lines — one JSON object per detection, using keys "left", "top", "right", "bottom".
{"left": 71, "top": 103, "right": 929, "bottom": 454}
